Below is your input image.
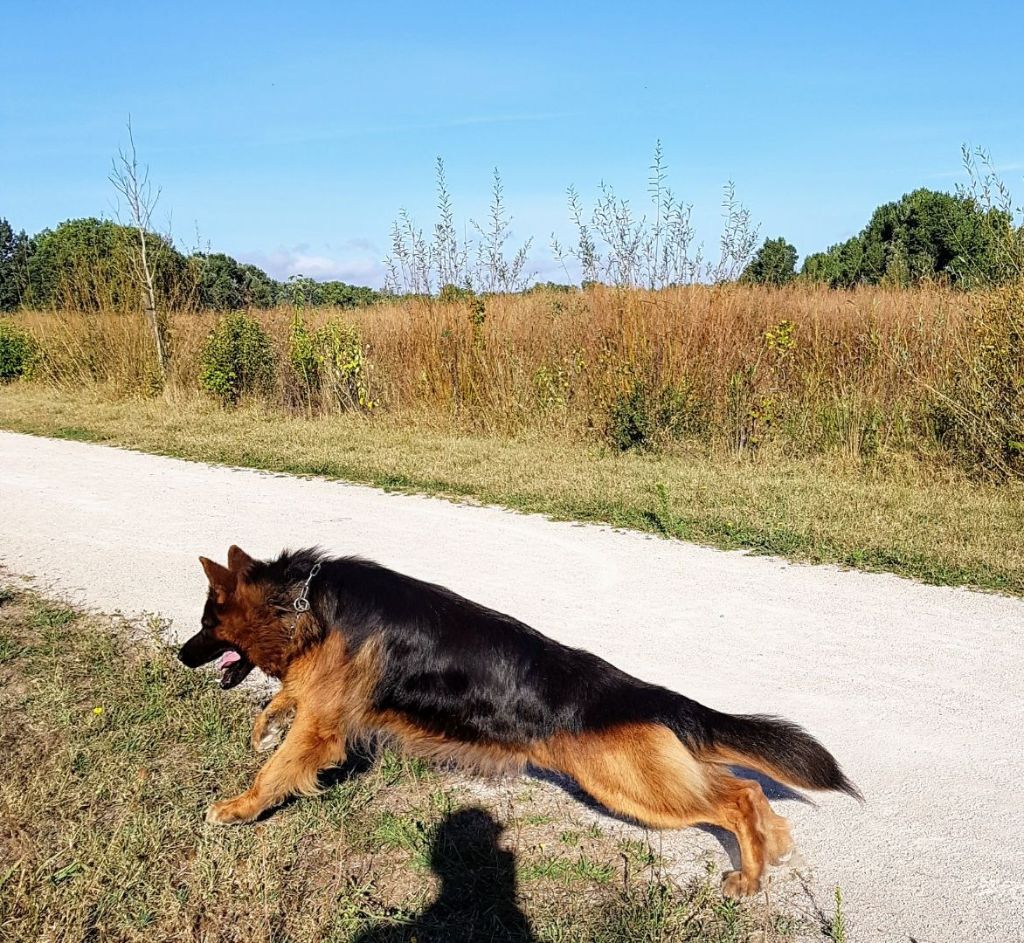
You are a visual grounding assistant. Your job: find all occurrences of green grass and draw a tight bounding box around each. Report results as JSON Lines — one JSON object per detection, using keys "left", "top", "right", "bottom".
{"left": 0, "top": 585, "right": 812, "bottom": 943}
{"left": 1, "top": 385, "right": 1022, "bottom": 595}
{"left": 521, "top": 855, "right": 616, "bottom": 885}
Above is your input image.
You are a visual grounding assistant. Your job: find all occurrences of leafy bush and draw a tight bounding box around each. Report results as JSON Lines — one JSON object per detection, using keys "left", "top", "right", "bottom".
{"left": 438, "top": 283, "right": 476, "bottom": 304}
{"left": 198, "top": 312, "right": 276, "bottom": 404}
{"left": 606, "top": 381, "right": 704, "bottom": 452}
{"left": 0, "top": 320, "right": 38, "bottom": 380}
{"left": 288, "top": 316, "right": 374, "bottom": 412}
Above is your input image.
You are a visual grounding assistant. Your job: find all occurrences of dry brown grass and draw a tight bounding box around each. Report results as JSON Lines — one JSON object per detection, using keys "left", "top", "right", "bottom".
{"left": 10, "top": 283, "right": 976, "bottom": 457}
{"left": 5, "top": 283, "right": 1019, "bottom": 594}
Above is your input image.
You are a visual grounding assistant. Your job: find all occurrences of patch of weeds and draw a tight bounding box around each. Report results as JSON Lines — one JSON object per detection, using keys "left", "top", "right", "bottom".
{"left": 370, "top": 810, "right": 437, "bottom": 868}
{"left": 29, "top": 600, "right": 77, "bottom": 629}
{"left": 619, "top": 837, "right": 658, "bottom": 869}
{"left": 0, "top": 631, "right": 20, "bottom": 664}
{"left": 585, "top": 861, "right": 805, "bottom": 943}
{"left": 826, "top": 885, "right": 848, "bottom": 942}
{"left": 521, "top": 852, "right": 614, "bottom": 885}
{"left": 606, "top": 380, "right": 706, "bottom": 452}
{"left": 560, "top": 828, "right": 581, "bottom": 847}
{"left": 378, "top": 748, "right": 432, "bottom": 784}
{"left": 288, "top": 315, "right": 376, "bottom": 413}
{"left": 54, "top": 425, "right": 101, "bottom": 442}
{"left": 642, "top": 481, "right": 683, "bottom": 537}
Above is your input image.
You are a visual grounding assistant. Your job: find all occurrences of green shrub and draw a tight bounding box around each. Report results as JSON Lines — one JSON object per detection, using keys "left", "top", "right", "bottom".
{"left": 288, "top": 314, "right": 318, "bottom": 401}
{"left": 0, "top": 320, "right": 38, "bottom": 381}
{"left": 606, "top": 381, "right": 704, "bottom": 452}
{"left": 288, "top": 316, "right": 374, "bottom": 412}
{"left": 607, "top": 384, "right": 654, "bottom": 451}
{"left": 437, "top": 283, "right": 475, "bottom": 304}
{"left": 198, "top": 311, "right": 276, "bottom": 404}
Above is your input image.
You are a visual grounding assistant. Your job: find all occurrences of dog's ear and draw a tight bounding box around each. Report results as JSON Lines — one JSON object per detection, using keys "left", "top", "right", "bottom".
{"left": 200, "top": 556, "right": 236, "bottom": 604}
{"left": 227, "top": 545, "right": 255, "bottom": 576}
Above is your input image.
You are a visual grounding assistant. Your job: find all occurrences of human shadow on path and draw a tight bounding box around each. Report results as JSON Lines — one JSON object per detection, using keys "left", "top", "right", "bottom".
{"left": 353, "top": 807, "right": 537, "bottom": 943}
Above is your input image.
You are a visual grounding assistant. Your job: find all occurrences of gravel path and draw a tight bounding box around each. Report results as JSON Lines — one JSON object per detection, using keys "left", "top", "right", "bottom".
{"left": 1, "top": 430, "right": 1021, "bottom": 941}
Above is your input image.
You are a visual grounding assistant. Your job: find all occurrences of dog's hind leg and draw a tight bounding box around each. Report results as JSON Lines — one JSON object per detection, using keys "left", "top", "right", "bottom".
{"left": 530, "top": 722, "right": 772, "bottom": 897}
{"left": 207, "top": 707, "right": 347, "bottom": 824}
{"left": 700, "top": 772, "right": 774, "bottom": 896}
{"left": 746, "top": 785, "right": 794, "bottom": 865}
{"left": 251, "top": 688, "right": 297, "bottom": 753}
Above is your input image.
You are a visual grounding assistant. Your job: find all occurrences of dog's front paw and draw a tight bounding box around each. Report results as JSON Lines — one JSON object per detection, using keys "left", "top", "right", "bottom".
{"left": 205, "top": 798, "right": 255, "bottom": 825}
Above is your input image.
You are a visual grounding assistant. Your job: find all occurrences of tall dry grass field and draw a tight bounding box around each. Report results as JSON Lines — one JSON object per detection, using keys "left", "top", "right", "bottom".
{"left": 11, "top": 284, "right": 976, "bottom": 461}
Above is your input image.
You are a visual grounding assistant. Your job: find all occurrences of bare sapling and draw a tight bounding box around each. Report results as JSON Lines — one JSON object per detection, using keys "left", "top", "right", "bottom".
{"left": 109, "top": 118, "right": 168, "bottom": 375}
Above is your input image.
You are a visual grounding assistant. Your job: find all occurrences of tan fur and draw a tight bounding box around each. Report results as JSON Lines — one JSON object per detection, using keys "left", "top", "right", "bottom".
{"left": 528, "top": 722, "right": 793, "bottom": 896}
{"left": 366, "top": 711, "right": 530, "bottom": 775}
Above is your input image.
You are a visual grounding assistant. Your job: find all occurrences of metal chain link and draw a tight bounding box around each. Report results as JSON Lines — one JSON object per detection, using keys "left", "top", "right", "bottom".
{"left": 293, "top": 562, "right": 322, "bottom": 612}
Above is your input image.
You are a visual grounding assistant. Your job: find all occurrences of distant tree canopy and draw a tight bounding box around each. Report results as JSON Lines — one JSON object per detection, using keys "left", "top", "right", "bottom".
{"left": 195, "top": 253, "right": 279, "bottom": 310}
{"left": 800, "top": 188, "right": 1014, "bottom": 288}
{"left": 26, "top": 218, "right": 187, "bottom": 311}
{"left": 0, "top": 214, "right": 381, "bottom": 312}
{"left": 280, "top": 275, "right": 380, "bottom": 308}
{"left": 741, "top": 237, "right": 798, "bottom": 286}
{"left": 0, "top": 218, "right": 34, "bottom": 311}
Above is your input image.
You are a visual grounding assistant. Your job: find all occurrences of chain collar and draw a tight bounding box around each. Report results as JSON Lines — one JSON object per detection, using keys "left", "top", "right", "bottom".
{"left": 293, "top": 562, "right": 322, "bottom": 613}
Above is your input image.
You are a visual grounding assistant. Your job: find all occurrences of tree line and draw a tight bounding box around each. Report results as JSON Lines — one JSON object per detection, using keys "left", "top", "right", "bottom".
{"left": 742, "top": 187, "right": 1019, "bottom": 288}
{"left": 2, "top": 183, "right": 1020, "bottom": 312}
{"left": 0, "top": 216, "right": 380, "bottom": 313}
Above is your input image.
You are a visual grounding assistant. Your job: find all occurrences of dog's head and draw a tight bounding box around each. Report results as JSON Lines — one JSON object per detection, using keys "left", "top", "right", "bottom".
{"left": 178, "top": 545, "right": 289, "bottom": 688}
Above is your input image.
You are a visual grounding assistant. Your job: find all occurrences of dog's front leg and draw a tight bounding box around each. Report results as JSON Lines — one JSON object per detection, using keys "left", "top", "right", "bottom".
{"left": 251, "top": 688, "right": 296, "bottom": 752}
{"left": 207, "top": 708, "right": 347, "bottom": 825}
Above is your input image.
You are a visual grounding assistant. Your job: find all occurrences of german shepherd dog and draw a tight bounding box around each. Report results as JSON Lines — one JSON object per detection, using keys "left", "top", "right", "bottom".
{"left": 178, "top": 546, "right": 858, "bottom": 897}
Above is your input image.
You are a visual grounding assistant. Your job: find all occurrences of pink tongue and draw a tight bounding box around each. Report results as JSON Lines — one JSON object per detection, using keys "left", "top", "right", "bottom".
{"left": 216, "top": 650, "right": 241, "bottom": 671}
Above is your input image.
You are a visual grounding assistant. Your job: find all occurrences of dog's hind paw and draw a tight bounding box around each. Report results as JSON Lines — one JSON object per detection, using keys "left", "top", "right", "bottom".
{"left": 721, "top": 870, "right": 762, "bottom": 898}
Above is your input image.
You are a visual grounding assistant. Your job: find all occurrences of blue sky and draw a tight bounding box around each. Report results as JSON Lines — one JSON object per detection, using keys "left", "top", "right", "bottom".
{"left": 3, "top": 0, "right": 1022, "bottom": 286}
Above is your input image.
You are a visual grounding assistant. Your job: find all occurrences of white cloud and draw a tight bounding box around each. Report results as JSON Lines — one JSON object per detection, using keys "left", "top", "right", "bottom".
{"left": 238, "top": 242, "right": 387, "bottom": 287}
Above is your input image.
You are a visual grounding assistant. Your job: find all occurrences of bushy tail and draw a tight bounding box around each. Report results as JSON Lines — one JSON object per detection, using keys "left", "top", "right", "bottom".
{"left": 701, "top": 709, "right": 862, "bottom": 800}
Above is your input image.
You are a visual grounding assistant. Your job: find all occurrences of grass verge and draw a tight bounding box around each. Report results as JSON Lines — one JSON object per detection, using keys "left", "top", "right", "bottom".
{"left": 0, "top": 583, "right": 818, "bottom": 942}
{"left": 1, "top": 385, "right": 1022, "bottom": 595}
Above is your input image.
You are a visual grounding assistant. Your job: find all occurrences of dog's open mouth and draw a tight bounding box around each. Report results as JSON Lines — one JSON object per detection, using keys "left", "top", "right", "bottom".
{"left": 214, "top": 647, "right": 253, "bottom": 689}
